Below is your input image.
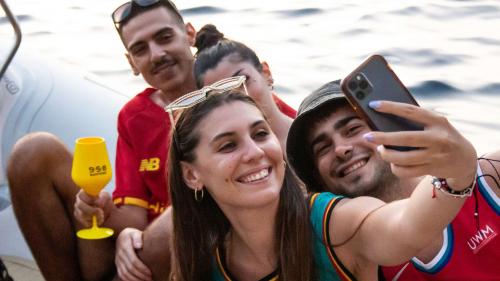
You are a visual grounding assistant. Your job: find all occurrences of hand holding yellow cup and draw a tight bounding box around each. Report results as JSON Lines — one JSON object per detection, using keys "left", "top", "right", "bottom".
{"left": 71, "top": 137, "right": 114, "bottom": 240}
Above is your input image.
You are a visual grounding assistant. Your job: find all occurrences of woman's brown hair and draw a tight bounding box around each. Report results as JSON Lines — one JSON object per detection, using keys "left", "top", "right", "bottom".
{"left": 168, "top": 91, "right": 315, "bottom": 281}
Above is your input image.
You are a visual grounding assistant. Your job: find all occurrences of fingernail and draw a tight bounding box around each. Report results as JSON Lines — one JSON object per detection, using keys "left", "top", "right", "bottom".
{"left": 377, "top": 145, "right": 384, "bottom": 153}
{"left": 363, "top": 132, "right": 374, "bottom": 142}
{"left": 369, "top": 100, "right": 381, "bottom": 109}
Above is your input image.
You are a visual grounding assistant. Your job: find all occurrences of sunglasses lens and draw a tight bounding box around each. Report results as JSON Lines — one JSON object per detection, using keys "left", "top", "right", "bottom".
{"left": 168, "top": 91, "right": 205, "bottom": 110}
{"left": 112, "top": 3, "right": 131, "bottom": 23}
{"left": 213, "top": 77, "right": 244, "bottom": 92}
{"left": 179, "top": 94, "right": 204, "bottom": 107}
{"left": 112, "top": 0, "right": 162, "bottom": 25}
{"left": 165, "top": 76, "right": 246, "bottom": 113}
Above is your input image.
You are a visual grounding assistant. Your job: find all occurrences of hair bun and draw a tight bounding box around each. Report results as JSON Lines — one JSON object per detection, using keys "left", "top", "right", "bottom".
{"left": 195, "top": 24, "right": 225, "bottom": 54}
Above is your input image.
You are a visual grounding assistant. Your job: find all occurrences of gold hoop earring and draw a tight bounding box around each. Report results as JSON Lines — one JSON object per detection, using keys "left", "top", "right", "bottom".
{"left": 194, "top": 187, "right": 204, "bottom": 202}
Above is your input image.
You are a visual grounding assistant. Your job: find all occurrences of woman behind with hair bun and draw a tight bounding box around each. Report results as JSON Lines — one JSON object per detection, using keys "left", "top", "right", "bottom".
{"left": 194, "top": 24, "right": 225, "bottom": 55}
{"left": 193, "top": 24, "right": 296, "bottom": 149}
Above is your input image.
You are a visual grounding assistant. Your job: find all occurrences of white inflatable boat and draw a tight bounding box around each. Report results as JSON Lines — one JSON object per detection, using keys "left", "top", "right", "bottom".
{"left": 1, "top": 1, "right": 128, "bottom": 278}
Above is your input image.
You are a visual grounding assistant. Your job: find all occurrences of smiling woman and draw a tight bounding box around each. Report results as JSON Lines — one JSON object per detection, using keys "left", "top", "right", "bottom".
{"left": 168, "top": 90, "right": 312, "bottom": 281}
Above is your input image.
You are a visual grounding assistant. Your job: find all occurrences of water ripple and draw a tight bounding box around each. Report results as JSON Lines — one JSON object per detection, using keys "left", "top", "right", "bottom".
{"left": 379, "top": 48, "right": 467, "bottom": 67}
{"left": 453, "top": 37, "right": 500, "bottom": 46}
{"left": 452, "top": 118, "right": 500, "bottom": 131}
{"left": 339, "top": 28, "right": 370, "bottom": 37}
{"left": 27, "top": 31, "right": 52, "bottom": 36}
{"left": 274, "top": 8, "right": 323, "bottom": 18}
{"left": 387, "top": 4, "right": 500, "bottom": 19}
{"left": 409, "top": 80, "right": 461, "bottom": 97}
{"left": 360, "top": 14, "right": 378, "bottom": 21}
{"left": 0, "top": 14, "right": 32, "bottom": 24}
{"left": 275, "top": 85, "right": 293, "bottom": 94}
{"left": 475, "top": 83, "right": 500, "bottom": 94}
{"left": 181, "top": 6, "right": 226, "bottom": 16}
{"left": 427, "top": 4, "right": 500, "bottom": 19}
{"left": 392, "top": 6, "right": 424, "bottom": 16}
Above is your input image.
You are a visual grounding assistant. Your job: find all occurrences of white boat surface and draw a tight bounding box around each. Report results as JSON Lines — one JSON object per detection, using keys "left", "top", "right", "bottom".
{"left": 1, "top": 0, "right": 128, "bottom": 278}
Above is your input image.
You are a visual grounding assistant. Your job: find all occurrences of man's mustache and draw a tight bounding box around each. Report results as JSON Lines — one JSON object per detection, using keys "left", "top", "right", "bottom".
{"left": 151, "top": 56, "right": 175, "bottom": 74}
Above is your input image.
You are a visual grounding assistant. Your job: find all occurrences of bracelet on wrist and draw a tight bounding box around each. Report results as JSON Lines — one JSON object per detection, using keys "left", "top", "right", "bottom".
{"left": 431, "top": 176, "right": 476, "bottom": 198}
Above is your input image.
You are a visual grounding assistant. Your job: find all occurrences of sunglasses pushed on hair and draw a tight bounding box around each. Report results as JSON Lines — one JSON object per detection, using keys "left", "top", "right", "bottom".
{"left": 112, "top": 0, "right": 181, "bottom": 29}
{"left": 165, "top": 76, "right": 247, "bottom": 155}
{"left": 164, "top": 75, "right": 247, "bottom": 124}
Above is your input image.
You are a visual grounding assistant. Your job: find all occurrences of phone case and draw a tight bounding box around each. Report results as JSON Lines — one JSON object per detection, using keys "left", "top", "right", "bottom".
{"left": 340, "top": 54, "right": 423, "bottom": 133}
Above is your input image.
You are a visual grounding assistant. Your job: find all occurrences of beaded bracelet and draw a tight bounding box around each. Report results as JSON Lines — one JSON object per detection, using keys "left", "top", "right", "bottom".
{"left": 431, "top": 176, "right": 476, "bottom": 198}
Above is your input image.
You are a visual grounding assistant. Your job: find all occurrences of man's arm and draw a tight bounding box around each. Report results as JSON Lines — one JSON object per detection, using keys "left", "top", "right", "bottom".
{"left": 114, "top": 207, "right": 171, "bottom": 281}
{"left": 329, "top": 101, "right": 477, "bottom": 266}
{"left": 137, "top": 207, "right": 173, "bottom": 281}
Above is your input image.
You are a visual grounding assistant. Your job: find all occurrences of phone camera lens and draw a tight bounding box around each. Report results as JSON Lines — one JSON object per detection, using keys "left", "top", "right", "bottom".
{"left": 348, "top": 81, "right": 357, "bottom": 91}
{"left": 355, "top": 91, "right": 365, "bottom": 99}
{"left": 359, "top": 80, "right": 368, "bottom": 90}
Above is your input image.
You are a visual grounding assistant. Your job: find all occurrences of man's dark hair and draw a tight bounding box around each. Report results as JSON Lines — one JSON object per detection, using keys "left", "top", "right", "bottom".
{"left": 115, "top": 0, "right": 184, "bottom": 37}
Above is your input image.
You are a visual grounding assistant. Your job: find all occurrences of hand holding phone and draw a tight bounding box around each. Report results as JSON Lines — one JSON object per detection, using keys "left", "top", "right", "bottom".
{"left": 341, "top": 55, "right": 423, "bottom": 150}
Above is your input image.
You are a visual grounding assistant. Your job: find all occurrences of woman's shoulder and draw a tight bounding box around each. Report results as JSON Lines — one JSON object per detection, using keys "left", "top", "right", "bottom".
{"left": 308, "top": 192, "right": 343, "bottom": 210}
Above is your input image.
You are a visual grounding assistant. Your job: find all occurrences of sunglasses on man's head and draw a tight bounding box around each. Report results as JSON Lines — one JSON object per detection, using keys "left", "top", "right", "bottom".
{"left": 112, "top": 0, "right": 181, "bottom": 29}
{"left": 164, "top": 75, "right": 247, "bottom": 125}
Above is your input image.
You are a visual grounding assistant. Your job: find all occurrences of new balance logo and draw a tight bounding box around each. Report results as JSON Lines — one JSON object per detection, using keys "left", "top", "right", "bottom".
{"left": 139, "top": 157, "right": 160, "bottom": 171}
{"left": 467, "top": 224, "right": 497, "bottom": 254}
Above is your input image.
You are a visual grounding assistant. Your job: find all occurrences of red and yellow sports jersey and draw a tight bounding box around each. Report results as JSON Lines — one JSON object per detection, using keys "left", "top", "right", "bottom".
{"left": 113, "top": 88, "right": 171, "bottom": 221}
{"left": 113, "top": 88, "right": 296, "bottom": 222}
{"left": 382, "top": 164, "right": 500, "bottom": 281}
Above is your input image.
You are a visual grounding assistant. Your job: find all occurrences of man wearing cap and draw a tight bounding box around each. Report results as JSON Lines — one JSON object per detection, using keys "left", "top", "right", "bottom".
{"left": 286, "top": 80, "right": 500, "bottom": 280}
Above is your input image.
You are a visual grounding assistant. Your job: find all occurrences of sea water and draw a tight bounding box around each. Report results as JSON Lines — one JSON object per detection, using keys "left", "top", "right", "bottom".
{"left": 2, "top": 0, "right": 500, "bottom": 154}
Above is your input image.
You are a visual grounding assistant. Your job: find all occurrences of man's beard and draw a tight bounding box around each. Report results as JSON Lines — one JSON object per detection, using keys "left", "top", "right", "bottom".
{"left": 333, "top": 161, "right": 400, "bottom": 202}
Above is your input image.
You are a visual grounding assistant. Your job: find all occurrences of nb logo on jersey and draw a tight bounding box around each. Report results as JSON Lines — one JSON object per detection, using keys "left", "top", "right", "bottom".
{"left": 467, "top": 224, "right": 497, "bottom": 254}
{"left": 139, "top": 157, "right": 160, "bottom": 172}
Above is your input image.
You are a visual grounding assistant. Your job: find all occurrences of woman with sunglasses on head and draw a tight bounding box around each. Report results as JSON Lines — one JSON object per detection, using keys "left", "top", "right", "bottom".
{"left": 166, "top": 77, "right": 476, "bottom": 280}
{"left": 193, "top": 24, "right": 295, "bottom": 149}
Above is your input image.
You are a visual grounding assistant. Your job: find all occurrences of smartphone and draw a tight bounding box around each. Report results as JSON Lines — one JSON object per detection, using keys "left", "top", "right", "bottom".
{"left": 340, "top": 54, "right": 423, "bottom": 150}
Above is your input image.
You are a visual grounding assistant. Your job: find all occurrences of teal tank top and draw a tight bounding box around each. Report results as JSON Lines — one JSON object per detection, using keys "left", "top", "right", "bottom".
{"left": 211, "top": 192, "right": 356, "bottom": 281}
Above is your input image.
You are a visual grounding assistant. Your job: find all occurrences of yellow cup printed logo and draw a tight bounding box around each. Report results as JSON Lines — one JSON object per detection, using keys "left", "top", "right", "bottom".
{"left": 89, "top": 165, "right": 108, "bottom": 176}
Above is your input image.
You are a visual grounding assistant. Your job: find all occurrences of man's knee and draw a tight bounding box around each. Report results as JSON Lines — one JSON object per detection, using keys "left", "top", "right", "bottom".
{"left": 7, "top": 132, "right": 69, "bottom": 180}
{"left": 82, "top": 269, "right": 117, "bottom": 281}
{"left": 80, "top": 252, "right": 116, "bottom": 281}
